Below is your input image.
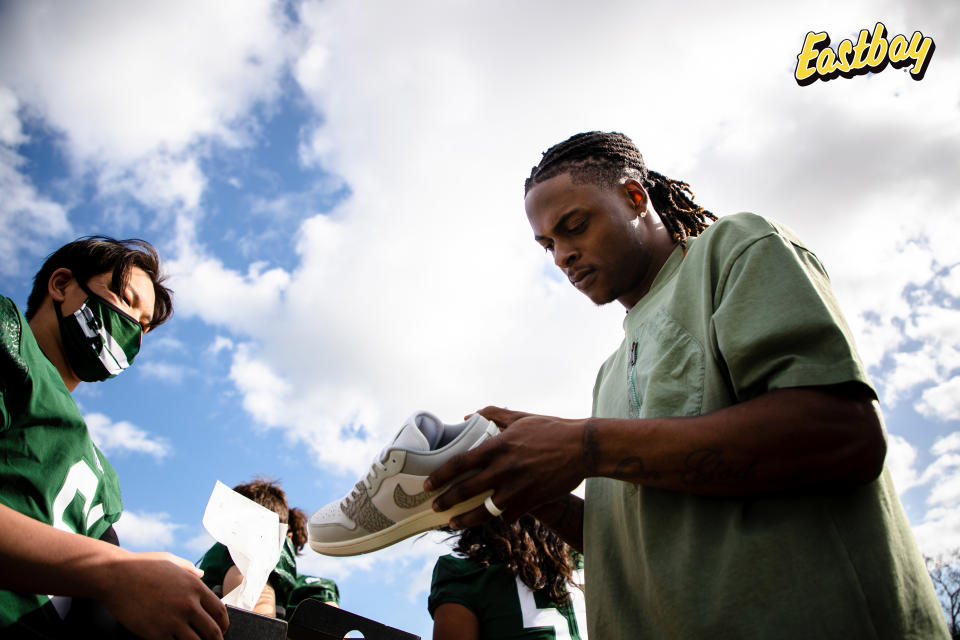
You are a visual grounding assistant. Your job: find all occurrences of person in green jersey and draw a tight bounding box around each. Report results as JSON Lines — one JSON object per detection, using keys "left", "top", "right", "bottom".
{"left": 197, "top": 477, "right": 340, "bottom": 619}
{"left": 0, "top": 236, "right": 229, "bottom": 639}
{"left": 424, "top": 132, "right": 949, "bottom": 639}
{"left": 429, "top": 515, "right": 586, "bottom": 640}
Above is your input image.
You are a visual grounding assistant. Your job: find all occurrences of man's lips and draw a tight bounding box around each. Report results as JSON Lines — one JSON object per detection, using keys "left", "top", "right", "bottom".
{"left": 568, "top": 268, "right": 596, "bottom": 289}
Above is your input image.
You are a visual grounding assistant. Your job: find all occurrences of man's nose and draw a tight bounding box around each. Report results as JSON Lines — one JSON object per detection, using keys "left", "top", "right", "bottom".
{"left": 554, "top": 242, "right": 579, "bottom": 269}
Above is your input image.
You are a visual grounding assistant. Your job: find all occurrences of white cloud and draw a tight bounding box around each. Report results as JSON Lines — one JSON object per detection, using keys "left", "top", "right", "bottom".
{"left": 916, "top": 377, "right": 960, "bottom": 422}
{"left": 184, "top": 529, "right": 217, "bottom": 557}
{"left": 114, "top": 510, "right": 183, "bottom": 550}
{"left": 298, "top": 529, "right": 452, "bottom": 603}
{"left": 208, "top": 336, "right": 235, "bottom": 357}
{"left": 886, "top": 433, "right": 922, "bottom": 495}
{"left": 85, "top": 412, "right": 171, "bottom": 459}
{"left": 912, "top": 505, "right": 960, "bottom": 557}
{"left": 137, "top": 361, "right": 190, "bottom": 384}
{"left": 941, "top": 265, "right": 960, "bottom": 298}
{"left": 0, "top": 0, "right": 299, "bottom": 228}
{"left": 99, "top": 154, "right": 207, "bottom": 213}
{"left": 882, "top": 427, "right": 960, "bottom": 556}
{"left": 0, "top": 147, "right": 71, "bottom": 277}
{"left": 0, "top": 86, "right": 26, "bottom": 146}
{"left": 932, "top": 432, "right": 960, "bottom": 456}
{"left": 0, "top": 0, "right": 295, "bottom": 163}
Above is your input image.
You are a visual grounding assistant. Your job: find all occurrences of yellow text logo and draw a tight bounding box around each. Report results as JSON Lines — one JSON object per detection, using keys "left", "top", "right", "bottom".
{"left": 795, "top": 22, "right": 935, "bottom": 86}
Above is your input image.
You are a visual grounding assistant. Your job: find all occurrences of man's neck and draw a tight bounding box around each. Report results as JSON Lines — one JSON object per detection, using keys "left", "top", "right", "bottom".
{"left": 27, "top": 305, "right": 80, "bottom": 392}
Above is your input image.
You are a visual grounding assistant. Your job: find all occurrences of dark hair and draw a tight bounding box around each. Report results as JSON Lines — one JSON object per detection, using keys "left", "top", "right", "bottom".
{"left": 450, "top": 515, "right": 578, "bottom": 606}
{"left": 233, "top": 477, "right": 308, "bottom": 554}
{"left": 25, "top": 236, "right": 173, "bottom": 327}
{"left": 525, "top": 131, "right": 717, "bottom": 246}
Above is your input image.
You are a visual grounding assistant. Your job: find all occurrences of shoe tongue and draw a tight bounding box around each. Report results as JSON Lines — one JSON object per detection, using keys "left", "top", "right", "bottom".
{"left": 392, "top": 411, "right": 444, "bottom": 451}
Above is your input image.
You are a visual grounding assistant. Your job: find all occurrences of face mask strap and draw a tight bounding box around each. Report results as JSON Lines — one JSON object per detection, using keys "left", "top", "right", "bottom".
{"left": 76, "top": 278, "right": 142, "bottom": 328}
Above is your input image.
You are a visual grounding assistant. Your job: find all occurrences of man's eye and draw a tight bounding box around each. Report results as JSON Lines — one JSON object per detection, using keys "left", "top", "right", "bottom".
{"left": 568, "top": 220, "right": 586, "bottom": 233}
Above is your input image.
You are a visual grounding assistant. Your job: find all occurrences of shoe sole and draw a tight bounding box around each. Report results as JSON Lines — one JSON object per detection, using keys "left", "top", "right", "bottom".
{"left": 308, "top": 489, "right": 492, "bottom": 556}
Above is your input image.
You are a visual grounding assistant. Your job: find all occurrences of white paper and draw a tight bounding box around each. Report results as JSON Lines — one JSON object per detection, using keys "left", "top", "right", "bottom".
{"left": 202, "top": 480, "right": 286, "bottom": 611}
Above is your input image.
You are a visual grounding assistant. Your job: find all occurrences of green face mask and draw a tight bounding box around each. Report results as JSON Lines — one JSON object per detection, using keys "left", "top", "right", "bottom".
{"left": 55, "top": 282, "right": 143, "bottom": 382}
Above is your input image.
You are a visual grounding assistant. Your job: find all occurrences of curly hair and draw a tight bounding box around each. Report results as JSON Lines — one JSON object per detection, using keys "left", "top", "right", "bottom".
{"left": 450, "top": 515, "right": 578, "bottom": 606}
{"left": 525, "top": 131, "right": 716, "bottom": 246}
{"left": 233, "top": 477, "right": 308, "bottom": 554}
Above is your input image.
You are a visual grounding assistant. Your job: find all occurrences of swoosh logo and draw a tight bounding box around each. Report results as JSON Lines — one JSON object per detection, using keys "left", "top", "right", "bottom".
{"left": 393, "top": 484, "right": 435, "bottom": 509}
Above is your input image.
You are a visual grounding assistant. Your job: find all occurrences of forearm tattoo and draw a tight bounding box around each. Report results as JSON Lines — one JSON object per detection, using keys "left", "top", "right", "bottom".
{"left": 682, "top": 449, "right": 756, "bottom": 485}
{"left": 613, "top": 457, "right": 661, "bottom": 481}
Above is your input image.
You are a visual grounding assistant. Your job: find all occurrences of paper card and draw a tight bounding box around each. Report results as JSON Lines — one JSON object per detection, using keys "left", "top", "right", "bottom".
{"left": 202, "top": 480, "right": 285, "bottom": 611}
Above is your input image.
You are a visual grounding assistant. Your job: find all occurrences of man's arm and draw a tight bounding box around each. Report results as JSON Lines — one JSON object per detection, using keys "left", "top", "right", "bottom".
{"left": 223, "top": 565, "right": 276, "bottom": 617}
{"left": 425, "top": 383, "right": 885, "bottom": 530}
{"left": 0, "top": 502, "right": 229, "bottom": 640}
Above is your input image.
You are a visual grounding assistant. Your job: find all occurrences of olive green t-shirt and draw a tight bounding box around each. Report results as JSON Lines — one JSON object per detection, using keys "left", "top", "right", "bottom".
{"left": 585, "top": 214, "right": 947, "bottom": 639}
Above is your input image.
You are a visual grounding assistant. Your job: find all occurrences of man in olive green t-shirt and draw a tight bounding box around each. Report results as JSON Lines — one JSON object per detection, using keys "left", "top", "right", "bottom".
{"left": 425, "top": 132, "right": 948, "bottom": 639}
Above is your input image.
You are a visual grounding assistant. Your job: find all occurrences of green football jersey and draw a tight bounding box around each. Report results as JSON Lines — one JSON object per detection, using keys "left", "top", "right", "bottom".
{"left": 0, "top": 295, "right": 123, "bottom": 632}
{"left": 197, "top": 537, "right": 340, "bottom": 620}
{"left": 287, "top": 574, "right": 340, "bottom": 615}
{"left": 429, "top": 554, "right": 587, "bottom": 640}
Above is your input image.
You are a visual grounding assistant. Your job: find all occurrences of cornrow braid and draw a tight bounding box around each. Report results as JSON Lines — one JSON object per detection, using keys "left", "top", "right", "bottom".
{"left": 525, "top": 131, "right": 716, "bottom": 246}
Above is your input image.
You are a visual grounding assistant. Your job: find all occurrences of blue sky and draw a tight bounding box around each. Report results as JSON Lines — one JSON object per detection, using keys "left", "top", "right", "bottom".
{"left": 1, "top": 1, "right": 958, "bottom": 636}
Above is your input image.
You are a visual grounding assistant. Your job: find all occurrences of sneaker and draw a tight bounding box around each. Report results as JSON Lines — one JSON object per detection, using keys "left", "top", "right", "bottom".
{"left": 308, "top": 411, "right": 500, "bottom": 556}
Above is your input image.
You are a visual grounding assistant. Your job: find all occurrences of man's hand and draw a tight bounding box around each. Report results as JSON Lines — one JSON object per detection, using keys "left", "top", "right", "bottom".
{"left": 424, "top": 406, "right": 588, "bottom": 529}
{"left": 424, "top": 385, "right": 885, "bottom": 532}
{"left": 99, "top": 551, "right": 229, "bottom": 640}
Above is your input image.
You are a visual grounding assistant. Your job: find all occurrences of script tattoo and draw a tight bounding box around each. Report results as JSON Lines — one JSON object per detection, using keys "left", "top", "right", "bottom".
{"left": 582, "top": 421, "right": 600, "bottom": 475}
{"left": 613, "top": 457, "right": 661, "bottom": 481}
{"left": 682, "top": 449, "right": 756, "bottom": 485}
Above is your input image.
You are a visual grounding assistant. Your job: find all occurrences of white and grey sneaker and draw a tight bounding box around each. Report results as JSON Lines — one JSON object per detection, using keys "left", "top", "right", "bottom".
{"left": 308, "top": 410, "right": 500, "bottom": 556}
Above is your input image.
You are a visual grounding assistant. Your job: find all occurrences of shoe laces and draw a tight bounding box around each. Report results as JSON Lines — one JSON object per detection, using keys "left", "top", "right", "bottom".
{"left": 344, "top": 450, "right": 390, "bottom": 507}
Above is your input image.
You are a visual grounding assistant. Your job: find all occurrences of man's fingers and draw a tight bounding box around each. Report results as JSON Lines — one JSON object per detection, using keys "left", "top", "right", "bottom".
{"left": 424, "top": 442, "right": 492, "bottom": 492}
{"left": 475, "top": 406, "right": 531, "bottom": 429}
{"left": 190, "top": 592, "right": 228, "bottom": 640}
{"left": 202, "top": 586, "right": 230, "bottom": 633}
{"left": 448, "top": 503, "right": 495, "bottom": 530}
{"left": 430, "top": 467, "right": 494, "bottom": 512}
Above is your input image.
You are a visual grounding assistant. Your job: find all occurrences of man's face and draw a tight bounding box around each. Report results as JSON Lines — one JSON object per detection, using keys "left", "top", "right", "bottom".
{"left": 524, "top": 172, "right": 667, "bottom": 309}
{"left": 59, "top": 266, "right": 157, "bottom": 334}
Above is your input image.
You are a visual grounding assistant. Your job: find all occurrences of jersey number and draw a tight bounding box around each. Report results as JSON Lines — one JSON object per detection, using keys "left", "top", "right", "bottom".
{"left": 51, "top": 459, "right": 105, "bottom": 535}
{"left": 515, "top": 575, "right": 587, "bottom": 640}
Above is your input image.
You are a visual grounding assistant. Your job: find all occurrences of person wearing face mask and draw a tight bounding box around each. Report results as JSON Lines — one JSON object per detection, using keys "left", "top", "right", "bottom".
{"left": 0, "top": 236, "right": 229, "bottom": 640}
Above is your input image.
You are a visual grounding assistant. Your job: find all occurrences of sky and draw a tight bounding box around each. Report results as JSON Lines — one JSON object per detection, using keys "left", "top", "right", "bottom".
{"left": 1, "top": 0, "right": 958, "bottom": 636}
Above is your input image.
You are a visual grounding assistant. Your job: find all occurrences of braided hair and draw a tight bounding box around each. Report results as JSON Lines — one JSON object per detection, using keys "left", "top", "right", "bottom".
{"left": 525, "top": 131, "right": 716, "bottom": 246}
{"left": 449, "top": 515, "right": 579, "bottom": 606}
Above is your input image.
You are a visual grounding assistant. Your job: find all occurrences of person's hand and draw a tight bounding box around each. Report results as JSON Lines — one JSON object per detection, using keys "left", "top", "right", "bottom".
{"left": 424, "top": 406, "right": 588, "bottom": 529}
{"left": 99, "top": 551, "right": 229, "bottom": 640}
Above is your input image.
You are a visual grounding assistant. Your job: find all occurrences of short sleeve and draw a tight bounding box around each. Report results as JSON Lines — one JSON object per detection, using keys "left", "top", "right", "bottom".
{"left": 288, "top": 575, "right": 340, "bottom": 611}
{"left": 428, "top": 555, "right": 484, "bottom": 618}
{"left": 712, "top": 231, "right": 874, "bottom": 402}
{"left": 0, "top": 296, "right": 27, "bottom": 433}
{"left": 196, "top": 543, "right": 233, "bottom": 594}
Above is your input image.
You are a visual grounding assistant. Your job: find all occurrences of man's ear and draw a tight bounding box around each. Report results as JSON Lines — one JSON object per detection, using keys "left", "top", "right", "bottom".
{"left": 623, "top": 179, "right": 649, "bottom": 211}
{"left": 47, "top": 268, "right": 75, "bottom": 303}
